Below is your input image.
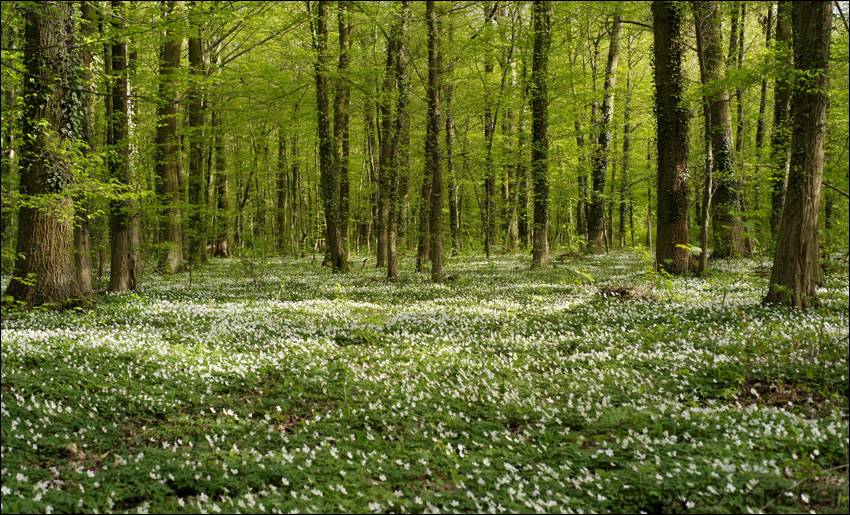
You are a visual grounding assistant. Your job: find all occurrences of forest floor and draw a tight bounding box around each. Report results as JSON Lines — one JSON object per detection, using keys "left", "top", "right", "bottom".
{"left": 1, "top": 252, "right": 848, "bottom": 513}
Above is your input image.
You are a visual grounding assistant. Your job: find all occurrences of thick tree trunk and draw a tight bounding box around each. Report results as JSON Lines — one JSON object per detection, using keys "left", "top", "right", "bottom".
{"left": 770, "top": 1, "right": 792, "bottom": 235}
{"left": 388, "top": 1, "right": 409, "bottom": 280}
{"left": 334, "top": 0, "right": 351, "bottom": 271}
{"left": 156, "top": 0, "right": 184, "bottom": 273}
{"left": 653, "top": 1, "right": 690, "bottom": 274}
{"left": 5, "top": 1, "right": 86, "bottom": 305}
{"left": 764, "top": 1, "right": 830, "bottom": 308}
{"left": 530, "top": 1, "right": 551, "bottom": 269}
{"left": 587, "top": 17, "right": 621, "bottom": 254}
{"left": 427, "top": 0, "right": 443, "bottom": 283}
{"left": 693, "top": 1, "right": 748, "bottom": 259}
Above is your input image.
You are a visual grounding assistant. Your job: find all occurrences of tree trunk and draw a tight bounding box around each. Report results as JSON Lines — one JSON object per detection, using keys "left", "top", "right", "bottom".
{"left": 769, "top": 1, "right": 792, "bottom": 235}
{"left": 277, "top": 127, "right": 288, "bottom": 253}
{"left": 187, "top": 3, "right": 206, "bottom": 265}
{"left": 587, "top": 17, "right": 621, "bottom": 254}
{"left": 334, "top": 0, "right": 351, "bottom": 271}
{"left": 694, "top": 6, "right": 713, "bottom": 274}
{"left": 108, "top": 0, "right": 138, "bottom": 292}
{"left": 313, "top": 0, "right": 338, "bottom": 270}
{"left": 213, "top": 110, "right": 229, "bottom": 257}
{"left": 764, "top": 1, "right": 830, "bottom": 308}
{"left": 516, "top": 60, "right": 529, "bottom": 248}
{"left": 693, "top": 0, "right": 748, "bottom": 259}
{"left": 74, "top": 1, "right": 96, "bottom": 296}
{"left": 376, "top": 32, "right": 395, "bottom": 268}
{"left": 653, "top": 1, "right": 690, "bottom": 274}
{"left": 427, "top": 0, "right": 443, "bottom": 283}
{"left": 5, "top": 1, "right": 87, "bottom": 305}
{"left": 618, "top": 34, "right": 633, "bottom": 249}
{"left": 444, "top": 15, "right": 460, "bottom": 257}
{"left": 530, "top": 1, "right": 551, "bottom": 269}
{"left": 755, "top": 3, "right": 772, "bottom": 153}
{"left": 388, "top": 1, "right": 409, "bottom": 280}
{"left": 156, "top": 0, "right": 184, "bottom": 273}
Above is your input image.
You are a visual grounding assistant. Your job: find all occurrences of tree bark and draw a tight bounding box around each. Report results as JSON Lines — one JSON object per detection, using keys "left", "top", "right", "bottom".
{"left": 694, "top": 4, "right": 713, "bottom": 274}
{"left": 282, "top": 126, "right": 290, "bottom": 252}
{"left": 530, "top": 1, "right": 551, "bottom": 269}
{"left": 156, "top": 0, "right": 184, "bottom": 273}
{"left": 312, "top": 0, "right": 338, "bottom": 270}
{"left": 444, "top": 15, "right": 460, "bottom": 257}
{"left": 618, "top": 35, "right": 632, "bottom": 248}
{"left": 5, "top": 1, "right": 87, "bottom": 305}
{"left": 427, "top": 0, "right": 443, "bottom": 283}
{"left": 187, "top": 2, "right": 207, "bottom": 265}
{"left": 693, "top": 0, "right": 748, "bottom": 259}
{"left": 388, "top": 1, "right": 409, "bottom": 280}
{"left": 334, "top": 0, "right": 351, "bottom": 271}
{"left": 769, "top": 1, "right": 792, "bottom": 235}
{"left": 653, "top": 1, "right": 690, "bottom": 274}
{"left": 755, "top": 3, "right": 772, "bottom": 153}
{"left": 764, "top": 1, "right": 830, "bottom": 308}
{"left": 74, "top": 1, "right": 96, "bottom": 296}
{"left": 587, "top": 16, "right": 621, "bottom": 254}
{"left": 376, "top": 31, "right": 395, "bottom": 268}
{"left": 108, "top": 0, "right": 138, "bottom": 292}
{"left": 213, "top": 109, "right": 229, "bottom": 257}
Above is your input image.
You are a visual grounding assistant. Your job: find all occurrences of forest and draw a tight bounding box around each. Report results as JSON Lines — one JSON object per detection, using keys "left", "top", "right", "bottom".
{"left": 0, "top": 0, "right": 848, "bottom": 513}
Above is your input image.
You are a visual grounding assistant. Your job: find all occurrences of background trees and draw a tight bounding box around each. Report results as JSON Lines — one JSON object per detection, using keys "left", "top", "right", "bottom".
{"left": 0, "top": 1, "right": 847, "bottom": 305}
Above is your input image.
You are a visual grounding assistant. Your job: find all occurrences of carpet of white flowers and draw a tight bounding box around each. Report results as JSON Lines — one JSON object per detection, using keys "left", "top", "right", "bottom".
{"left": 1, "top": 253, "right": 848, "bottom": 513}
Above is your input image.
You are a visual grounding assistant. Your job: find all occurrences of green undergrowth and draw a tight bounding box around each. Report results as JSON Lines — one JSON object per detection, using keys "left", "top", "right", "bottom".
{"left": 1, "top": 253, "right": 848, "bottom": 513}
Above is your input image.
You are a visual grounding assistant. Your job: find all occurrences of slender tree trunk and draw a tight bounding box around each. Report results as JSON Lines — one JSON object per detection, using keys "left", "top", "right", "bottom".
{"left": 587, "top": 17, "right": 621, "bottom": 254}
{"left": 755, "top": 3, "right": 772, "bottom": 153}
{"left": 74, "top": 1, "right": 96, "bottom": 296}
{"left": 313, "top": 0, "right": 338, "bottom": 270}
{"left": 694, "top": 7, "right": 713, "bottom": 274}
{"left": 653, "top": 1, "right": 690, "bottom": 274}
{"left": 108, "top": 0, "right": 137, "bottom": 292}
{"left": 444, "top": 16, "right": 460, "bottom": 257}
{"left": 530, "top": 1, "right": 551, "bottom": 269}
{"left": 277, "top": 128, "right": 288, "bottom": 253}
{"left": 5, "top": 1, "right": 87, "bottom": 305}
{"left": 187, "top": 3, "right": 206, "bottom": 265}
{"left": 334, "top": 0, "right": 351, "bottom": 271}
{"left": 516, "top": 61, "right": 530, "bottom": 248}
{"left": 388, "top": 1, "right": 409, "bottom": 280}
{"left": 156, "top": 0, "right": 183, "bottom": 273}
{"left": 213, "top": 110, "right": 229, "bottom": 257}
{"left": 765, "top": 1, "right": 830, "bottom": 308}
{"left": 618, "top": 34, "right": 633, "bottom": 248}
{"left": 693, "top": 0, "right": 747, "bottom": 259}
{"left": 427, "top": 0, "right": 443, "bottom": 283}
{"left": 730, "top": 2, "right": 753, "bottom": 254}
{"left": 770, "top": 1, "right": 792, "bottom": 235}
{"left": 376, "top": 32, "right": 395, "bottom": 268}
